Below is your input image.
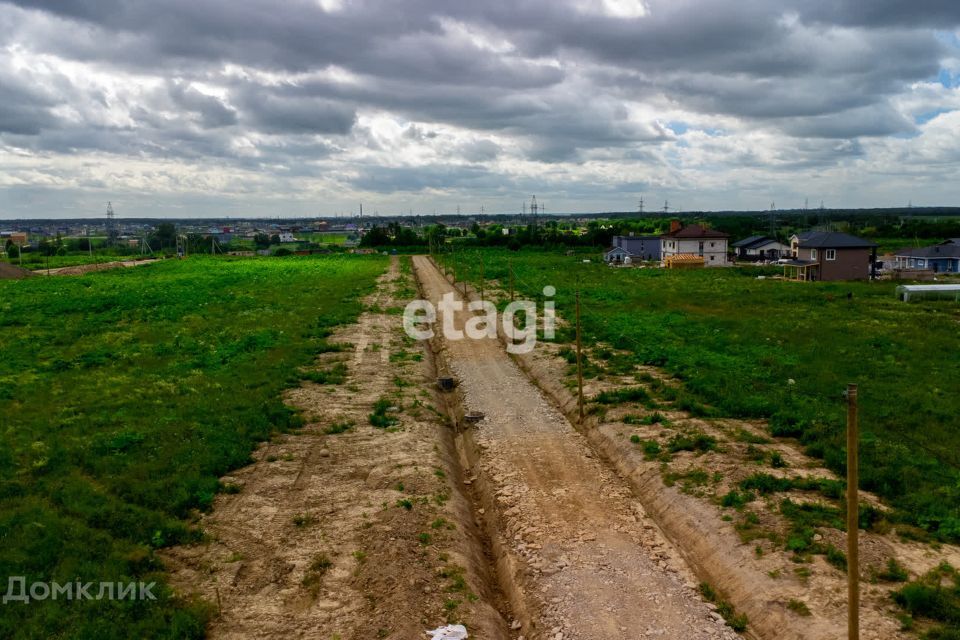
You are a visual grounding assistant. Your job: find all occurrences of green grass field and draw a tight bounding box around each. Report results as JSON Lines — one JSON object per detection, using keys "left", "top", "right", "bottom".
{"left": 445, "top": 248, "right": 960, "bottom": 539}
{"left": 0, "top": 254, "right": 386, "bottom": 638}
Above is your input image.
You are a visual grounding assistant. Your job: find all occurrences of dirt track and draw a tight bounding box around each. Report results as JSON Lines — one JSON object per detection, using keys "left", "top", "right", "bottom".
{"left": 413, "top": 255, "right": 739, "bottom": 640}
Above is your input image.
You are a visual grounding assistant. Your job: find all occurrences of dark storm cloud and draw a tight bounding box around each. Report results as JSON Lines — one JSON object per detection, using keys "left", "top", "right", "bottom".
{"left": 0, "top": 66, "right": 65, "bottom": 134}
{"left": 0, "top": 0, "right": 958, "bottom": 207}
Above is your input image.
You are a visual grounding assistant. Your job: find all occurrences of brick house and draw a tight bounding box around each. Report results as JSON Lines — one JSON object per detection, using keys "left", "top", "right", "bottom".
{"left": 783, "top": 232, "right": 877, "bottom": 281}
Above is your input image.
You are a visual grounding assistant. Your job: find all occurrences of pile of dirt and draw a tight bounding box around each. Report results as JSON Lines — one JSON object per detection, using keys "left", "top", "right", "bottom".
{"left": 0, "top": 263, "right": 37, "bottom": 279}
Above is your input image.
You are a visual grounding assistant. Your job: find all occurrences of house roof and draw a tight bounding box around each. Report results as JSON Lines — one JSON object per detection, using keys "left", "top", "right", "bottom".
{"left": 895, "top": 244, "right": 960, "bottom": 259}
{"left": 662, "top": 224, "right": 729, "bottom": 239}
{"left": 733, "top": 235, "right": 784, "bottom": 249}
{"left": 732, "top": 235, "right": 767, "bottom": 248}
{"left": 794, "top": 231, "right": 876, "bottom": 249}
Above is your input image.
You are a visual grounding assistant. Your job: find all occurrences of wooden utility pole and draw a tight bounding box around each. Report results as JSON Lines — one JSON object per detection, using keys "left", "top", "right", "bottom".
{"left": 846, "top": 383, "right": 860, "bottom": 640}
{"left": 575, "top": 290, "right": 585, "bottom": 424}
{"left": 479, "top": 253, "right": 485, "bottom": 303}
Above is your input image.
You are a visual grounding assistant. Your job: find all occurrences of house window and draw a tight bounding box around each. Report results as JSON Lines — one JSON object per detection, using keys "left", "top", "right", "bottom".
{"left": 811, "top": 249, "right": 818, "bottom": 260}
{"left": 918, "top": 259, "right": 926, "bottom": 268}
{"left": 710, "top": 255, "right": 715, "bottom": 261}
{"left": 698, "top": 241, "right": 704, "bottom": 256}
{"left": 825, "top": 249, "right": 836, "bottom": 261}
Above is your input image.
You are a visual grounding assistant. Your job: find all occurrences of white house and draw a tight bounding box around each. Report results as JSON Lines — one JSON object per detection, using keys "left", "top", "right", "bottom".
{"left": 278, "top": 231, "right": 297, "bottom": 243}
{"left": 660, "top": 222, "right": 730, "bottom": 267}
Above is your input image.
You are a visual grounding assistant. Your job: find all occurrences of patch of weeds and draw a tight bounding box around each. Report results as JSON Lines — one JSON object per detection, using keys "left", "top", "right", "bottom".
{"left": 303, "top": 362, "right": 348, "bottom": 385}
{"left": 593, "top": 387, "right": 651, "bottom": 405}
{"left": 699, "top": 582, "right": 749, "bottom": 632}
{"left": 432, "top": 517, "right": 454, "bottom": 530}
{"left": 369, "top": 397, "right": 400, "bottom": 429}
{"left": 664, "top": 468, "right": 711, "bottom": 493}
{"left": 293, "top": 513, "right": 316, "bottom": 528}
{"left": 733, "top": 428, "right": 771, "bottom": 444}
{"left": 877, "top": 558, "right": 910, "bottom": 582}
{"left": 302, "top": 553, "right": 333, "bottom": 596}
{"left": 642, "top": 440, "right": 661, "bottom": 460}
{"left": 630, "top": 434, "right": 641, "bottom": 444}
{"left": 418, "top": 532, "right": 432, "bottom": 545}
{"left": 396, "top": 498, "right": 413, "bottom": 510}
{"left": 667, "top": 431, "right": 717, "bottom": 454}
{"left": 770, "top": 452, "right": 787, "bottom": 468}
{"left": 824, "top": 544, "right": 847, "bottom": 572}
{"left": 352, "top": 550, "right": 367, "bottom": 564}
{"left": 720, "top": 489, "right": 755, "bottom": 510}
{"left": 220, "top": 482, "right": 242, "bottom": 494}
{"left": 892, "top": 562, "right": 960, "bottom": 636}
{"left": 745, "top": 444, "right": 767, "bottom": 463}
{"left": 787, "top": 599, "right": 812, "bottom": 616}
{"left": 324, "top": 419, "right": 354, "bottom": 435}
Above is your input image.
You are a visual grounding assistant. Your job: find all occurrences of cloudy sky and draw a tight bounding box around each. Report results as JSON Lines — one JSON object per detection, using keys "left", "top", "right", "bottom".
{"left": 1, "top": 1, "right": 959, "bottom": 219}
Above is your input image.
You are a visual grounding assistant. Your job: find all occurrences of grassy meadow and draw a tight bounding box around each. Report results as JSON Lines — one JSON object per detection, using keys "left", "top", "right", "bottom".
{"left": 446, "top": 248, "right": 960, "bottom": 540}
{"left": 0, "top": 254, "right": 385, "bottom": 638}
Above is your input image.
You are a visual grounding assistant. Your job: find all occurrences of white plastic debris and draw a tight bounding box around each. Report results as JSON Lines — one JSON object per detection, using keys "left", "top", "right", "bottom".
{"left": 426, "top": 624, "right": 468, "bottom": 640}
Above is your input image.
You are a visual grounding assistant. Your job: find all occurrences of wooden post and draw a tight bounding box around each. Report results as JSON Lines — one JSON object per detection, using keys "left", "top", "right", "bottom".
{"left": 509, "top": 259, "right": 515, "bottom": 302}
{"left": 479, "top": 253, "right": 485, "bottom": 303}
{"left": 846, "top": 383, "right": 859, "bottom": 640}
{"left": 575, "top": 290, "right": 585, "bottom": 424}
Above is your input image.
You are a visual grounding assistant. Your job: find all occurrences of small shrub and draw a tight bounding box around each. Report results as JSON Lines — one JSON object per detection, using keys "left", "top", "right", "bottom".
{"left": 878, "top": 558, "right": 909, "bottom": 582}
{"left": 787, "top": 599, "right": 811, "bottom": 616}
{"left": 825, "top": 545, "right": 847, "bottom": 572}
{"left": 642, "top": 440, "right": 661, "bottom": 460}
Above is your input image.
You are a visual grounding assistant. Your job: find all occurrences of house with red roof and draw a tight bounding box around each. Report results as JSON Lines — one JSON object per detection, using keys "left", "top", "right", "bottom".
{"left": 659, "top": 221, "right": 730, "bottom": 267}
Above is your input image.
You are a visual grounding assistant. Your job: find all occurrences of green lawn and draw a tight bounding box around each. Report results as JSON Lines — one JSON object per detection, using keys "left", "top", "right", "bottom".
{"left": 445, "top": 248, "right": 960, "bottom": 539}
{"left": 0, "top": 254, "right": 385, "bottom": 638}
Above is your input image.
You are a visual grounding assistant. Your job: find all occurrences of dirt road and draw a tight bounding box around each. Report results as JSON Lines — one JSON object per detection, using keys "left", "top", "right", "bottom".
{"left": 413, "top": 255, "right": 739, "bottom": 640}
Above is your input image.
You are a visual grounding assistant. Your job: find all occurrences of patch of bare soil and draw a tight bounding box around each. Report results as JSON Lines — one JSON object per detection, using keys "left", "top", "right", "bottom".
{"left": 413, "top": 255, "right": 741, "bottom": 640}
{"left": 483, "top": 288, "right": 960, "bottom": 639}
{"left": 165, "top": 257, "right": 509, "bottom": 639}
{"left": 40, "top": 258, "right": 159, "bottom": 275}
{"left": 0, "top": 262, "right": 36, "bottom": 279}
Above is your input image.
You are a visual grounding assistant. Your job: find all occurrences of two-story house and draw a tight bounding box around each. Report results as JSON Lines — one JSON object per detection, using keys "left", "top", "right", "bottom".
{"left": 660, "top": 222, "right": 729, "bottom": 267}
{"left": 604, "top": 235, "right": 662, "bottom": 264}
{"left": 783, "top": 231, "right": 877, "bottom": 281}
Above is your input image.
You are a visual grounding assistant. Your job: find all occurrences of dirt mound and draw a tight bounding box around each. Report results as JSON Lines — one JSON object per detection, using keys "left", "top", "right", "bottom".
{"left": 0, "top": 263, "right": 37, "bottom": 279}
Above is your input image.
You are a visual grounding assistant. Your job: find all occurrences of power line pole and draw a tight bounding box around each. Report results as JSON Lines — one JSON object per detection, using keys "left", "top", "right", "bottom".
{"left": 638, "top": 196, "right": 644, "bottom": 215}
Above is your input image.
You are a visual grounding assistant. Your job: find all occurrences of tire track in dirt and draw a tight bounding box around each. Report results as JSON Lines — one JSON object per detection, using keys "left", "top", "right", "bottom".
{"left": 165, "top": 257, "right": 509, "bottom": 639}
{"left": 412, "top": 255, "right": 740, "bottom": 640}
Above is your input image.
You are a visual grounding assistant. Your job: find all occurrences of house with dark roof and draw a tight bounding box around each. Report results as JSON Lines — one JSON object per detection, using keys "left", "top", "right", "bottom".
{"left": 604, "top": 235, "right": 661, "bottom": 264}
{"left": 660, "top": 222, "right": 729, "bottom": 267}
{"left": 783, "top": 231, "right": 877, "bottom": 281}
{"left": 732, "top": 235, "right": 790, "bottom": 261}
{"left": 894, "top": 239, "right": 960, "bottom": 274}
